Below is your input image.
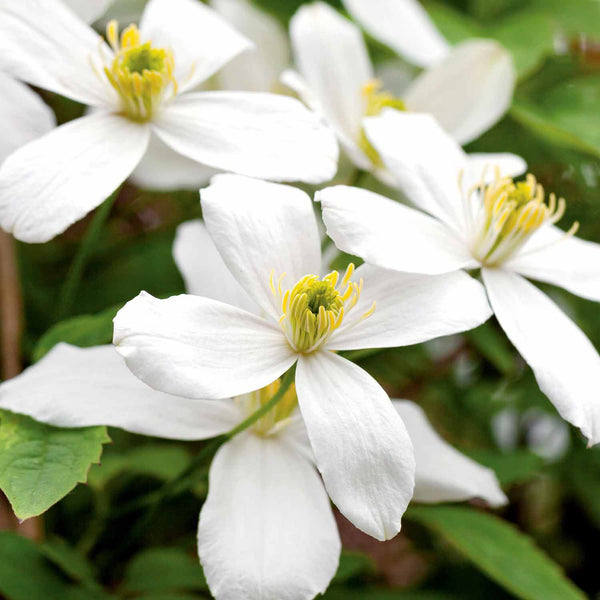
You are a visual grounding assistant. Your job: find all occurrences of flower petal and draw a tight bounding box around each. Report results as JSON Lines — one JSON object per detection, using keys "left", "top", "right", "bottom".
{"left": 0, "top": 74, "right": 55, "bottom": 164}
{"left": 296, "top": 351, "right": 415, "bottom": 541}
{"left": 0, "top": 0, "right": 113, "bottom": 107}
{"left": 201, "top": 175, "right": 321, "bottom": 320}
{"left": 113, "top": 292, "right": 297, "bottom": 400}
{"left": 198, "top": 431, "right": 340, "bottom": 600}
{"left": 62, "top": 0, "right": 114, "bottom": 23}
{"left": 405, "top": 40, "right": 515, "bottom": 144}
{"left": 318, "top": 185, "right": 475, "bottom": 275}
{"left": 506, "top": 227, "right": 600, "bottom": 302}
{"left": 0, "top": 344, "right": 241, "bottom": 440}
{"left": 173, "top": 219, "right": 259, "bottom": 314}
{"left": 341, "top": 0, "right": 449, "bottom": 67}
{"left": 153, "top": 92, "right": 338, "bottom": 184}
{"left": 212, "top": 0, "right": 290, "bottom": 92}
{"left": 465, "top": 153, "right": 527, "bottom": 187}
{"left": 0, "top": 112, "right": 150, "bottom": 243}
{"left": 290, "top": 2, "right": 373, "bottom": 142}
{"left": 364, "top": 110, "right": 468, "bottom": 234}
{"left": 394, "top": 400, "right": 507, "bottom": 506}
{"left": 328, "top": 264, "right": 492, "bottom": 351}
{"left": 482, "top": 268, "right": 600, "bottom": 445}
{"left": 130, "top": 133, "right": 218, "bottom": 191}
{"left": 139, "top": 0, "right": 253, "bottom": 91}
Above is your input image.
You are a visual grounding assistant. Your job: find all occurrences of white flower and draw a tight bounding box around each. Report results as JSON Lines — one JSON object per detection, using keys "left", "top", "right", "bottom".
{"left": 282, "top": 2, "right": 514, "bottom": 178}
{"left": 0, "top": 0, "right": 338, "bottom": 243}
{"left": 113, "top": 174, "right": 493, "bottom": 542}
{"left": 0, "top": 355, "right": 504, "bottom": 600}
{"left": 318, "top": 109, "right": 600, "bottom": 445}
{"left": 0, "top": 74, "right": 55, "bottom": 165}
{"left": 62, "top": 0, "right": 116, "bottom": 24}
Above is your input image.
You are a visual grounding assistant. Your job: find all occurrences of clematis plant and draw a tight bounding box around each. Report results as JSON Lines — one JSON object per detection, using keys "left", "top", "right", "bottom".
{"left": 113, "top": 174, "right": 493, "bottom": 543}
{"left": 318, "top": 110, "right": 600, "bottom": 445}
{"left": 0, "top": 0, "right": 337, "bottom": 243}
{"left": 283, "top": 2, "right": 514, "bottom": 179}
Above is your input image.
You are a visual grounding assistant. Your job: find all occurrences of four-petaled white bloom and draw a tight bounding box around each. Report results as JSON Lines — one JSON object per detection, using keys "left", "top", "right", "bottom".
{"left": 283, "top": 2, "right": 515, "bottom": 179}
{"left": 0, "top": 0, "right": 338, "bottom": 243}
{"left": 319, "top": 110, "right": 600, "bottom": 445}
{"left": 113, "top": 174, "right": 493, "bottom": 543}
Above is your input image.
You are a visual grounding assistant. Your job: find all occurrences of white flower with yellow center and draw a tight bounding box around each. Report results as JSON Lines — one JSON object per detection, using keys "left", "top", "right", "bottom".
{"left": 319, "top": 110, "right": 600, "bottom": 445}
{"left": 282, "top": 2, "right": 515, "bottom": 178}
{"left": 112, "top": 174, "right": 492, "bottom": 544}
{"left": 0, "top": 0, "right": 338, "bottom": 243}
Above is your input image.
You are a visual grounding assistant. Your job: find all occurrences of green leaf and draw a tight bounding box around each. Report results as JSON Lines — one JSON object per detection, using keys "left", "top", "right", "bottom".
{"left": 333, "top": 550, "right": 376, "bottom": 583}
{"left": 40, "top": 537, "right": 100, "bottom": 591}
{"left": 121, "top": 548, "right": 208, "bottom": 594}
{"left": 32, "top": 304, "right": 119, "bottom": 362}
{"left": 0, "top": 410, "right": 110, "bottom": 520}
{"left": 465, "top": 450, "right": 544, "bottom": 485}
{"left": 408, "top": 505, "right": 586, "bottom": 600}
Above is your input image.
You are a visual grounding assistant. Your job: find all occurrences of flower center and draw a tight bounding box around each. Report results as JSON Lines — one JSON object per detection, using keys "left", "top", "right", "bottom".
{"left": 101, "top": 21, "right": 177, "bottom": 122}
{"left": 358, "top": 79, "right": 406, "bottom": 168}
{"left": 236, "top": 379, "right": 298, "bottom": 436}
{"left": 465, "top": 169, "right": 579, "bottom": 266}
{"left": 271, "top": 263, "right": 375, "bottom": 354}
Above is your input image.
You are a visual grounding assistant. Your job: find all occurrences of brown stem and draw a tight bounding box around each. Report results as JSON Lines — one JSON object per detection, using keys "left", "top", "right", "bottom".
{"left": 0, "top": 231, "right": 42, "bottom": 540}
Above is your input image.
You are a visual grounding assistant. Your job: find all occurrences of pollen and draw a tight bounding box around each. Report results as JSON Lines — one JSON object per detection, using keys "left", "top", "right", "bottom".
{"left": 100, "top": 20, "right": 177, "bottom": 122}
{"left": 271, "top": 263, "right": 376, "bottom": 353}
{"left": 358, "top": 79, "right": 406, "bottom": 168}
{"left": 466, "top": 168, "right": 579, "bottom": 266}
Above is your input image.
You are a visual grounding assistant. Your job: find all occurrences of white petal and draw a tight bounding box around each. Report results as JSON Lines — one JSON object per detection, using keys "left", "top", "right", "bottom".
{"left": 212, "top": 0, "right": 290, "bottom": 92}
{"left": 173, "top": 219, "right": 259, "bottom": 314}
{"left": 482, "top": 268, "right": 600, "bottom": 445}
{"left": 113, "top": 292, "right": 297, "bottom": 400}
{"left": 364, "top": 110, "right": 468, "bottom": 234}
{"left": 405, "top": 39, "right": 516, "bottom": 145}
{"left": 394, "top": 400, "right": 507, "bottom": 506}
{"left": 0, "top": 0, "right": 112, "bottom": 107}
{"left": 0, "top": 74, "right": 55, "bottom": 164}
{"left": 130, "top": 133, "right": 218, "bottom": 191}
{"left": 62, "top": 0, "right": 114, "bottom": 23}
{"left": 0, "top": 113, "right": 150, "bottom": 243}
{"left": 296, "top": 351, "right": 415, "bottom": 541}
{"left": 198, "top": 432, "right": 340, "bottom": 600}
{"left": 465, "top": 153, "right": 527, "bottom": 187}
{"left": 318, "top": 185, "right": 475, "bottom": 275}
{"left": 506, "top": 227, "right": 600, "bottom": 302}
{"left": 201, "top": 175, "right": 321, "bottom": 320}
{"left": 328, "top": 264, "right": 492, "bottom": 351}
{"left": 139, "top": 0, "right": 253, "bottom": 91}
{"left": 153, "top": 92, "right": 338, "bottom": 184}
{"left": 341, "top": 0, "right": 449, "bottom": 67}
{"left": 0, "top": 344, "right": 241, "bottom": 440}
{"left": 290, "top": 3, "right": 373, "bottom": 142}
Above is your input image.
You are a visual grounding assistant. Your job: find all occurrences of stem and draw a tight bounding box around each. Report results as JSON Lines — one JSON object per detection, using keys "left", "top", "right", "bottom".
{"left": 0, "top": 231, "right": 22, "bottom": 380}
{"left": 55, "top": 188, "right": 120, "bottom": 321}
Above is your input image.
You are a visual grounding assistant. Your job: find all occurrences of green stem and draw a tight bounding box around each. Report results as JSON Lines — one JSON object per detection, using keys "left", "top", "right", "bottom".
{"left": 55, "top": 188, "right": 120, "bottom": 321}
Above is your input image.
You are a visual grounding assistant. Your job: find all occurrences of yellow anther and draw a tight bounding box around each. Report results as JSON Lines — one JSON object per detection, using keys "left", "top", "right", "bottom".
{"left": 272, "top": 263, "right": 374, "bottom": 353}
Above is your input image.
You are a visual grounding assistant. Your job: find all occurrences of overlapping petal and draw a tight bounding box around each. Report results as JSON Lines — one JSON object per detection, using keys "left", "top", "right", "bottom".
{"left": 405, "top": 40, "right": 516, "bottom": 145}
{"left": 0, "top": 344, "right": 241, "bottom": 440}
{"left": 0, "top": 112, "right": 150, "bottom": 243}
{"left": 394, "top": 400, "right": 507, "bottom": 506}
{"left": 152, "top": 92, "right": 338, "bottom": 184}
{"left": 140, "top": 0, "right": 253, "bottom": 91}
{"left": 201, "top": 175, "right": 321, "bottom": 320}
{"left": 483, "top": 268, "right": 600, "bottom": 445}
{"left": 327, "top": 264, "right": 492, "bottom": 351}
{"left": 113, "top": 292, "right": 297, "bottom": 400}
{"left": 296, "top": 351, "right": 415, "bottom": 541}
{"left": 198, "top": 431, "right": 340, "bottom": 600}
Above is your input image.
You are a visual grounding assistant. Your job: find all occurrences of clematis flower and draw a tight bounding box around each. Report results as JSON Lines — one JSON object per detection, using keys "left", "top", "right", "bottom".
{"left": 0, "top": 0, "right": 338, "bottom": 243}
{"left": 0, "top": 339, "right": 505, "bottom": 600}
{"left": 318, "top": 110, "right": 600, "bottom": 445}
{"left": 283, "top": 2, "right": 514, "bottom": 179}
{"left": 113, "top": 174, "right": 493, "bottom": 542}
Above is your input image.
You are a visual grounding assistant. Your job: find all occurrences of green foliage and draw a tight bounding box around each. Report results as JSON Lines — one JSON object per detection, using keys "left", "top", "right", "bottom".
{"left": 0, "top": 411, "right": 109, "bottom": 520}
{"left": 409, "top": 506, "right": 587, "bottom": 600}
